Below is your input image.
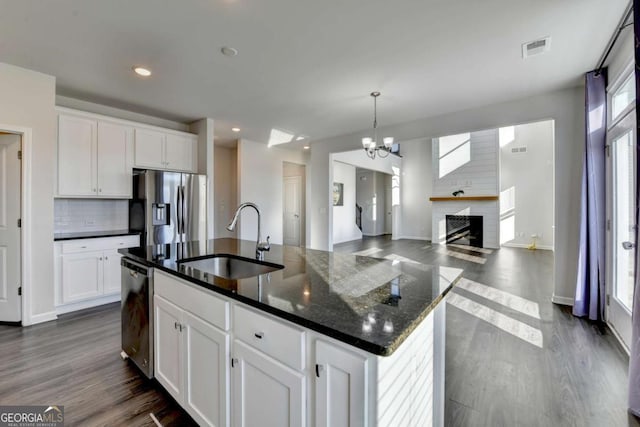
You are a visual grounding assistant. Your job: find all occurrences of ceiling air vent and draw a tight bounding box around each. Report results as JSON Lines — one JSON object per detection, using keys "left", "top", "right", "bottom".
{"left": 522, "top": 37, "right": 551, "bottom": 59}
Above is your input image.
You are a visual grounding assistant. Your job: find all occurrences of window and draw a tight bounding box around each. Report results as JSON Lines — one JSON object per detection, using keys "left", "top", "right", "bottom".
{"left": 612, "top": 74, "right": 635, "bottom": 122}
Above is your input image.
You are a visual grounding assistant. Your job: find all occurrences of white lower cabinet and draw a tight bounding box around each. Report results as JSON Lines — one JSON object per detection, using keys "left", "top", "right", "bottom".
{"left": 54, "top": 235, "right": 140, "bottom": 313}
{"left": 154, "top": 293, "right": 230, "bottom": 427}
{"left": 61, "top": 251, "right": 103, "bottom": 303}
{"left": 315, "top": 340, "right": 369, "bottom": 427}
{"left": 232, "top": 340, "right": 305, "bottom": 427}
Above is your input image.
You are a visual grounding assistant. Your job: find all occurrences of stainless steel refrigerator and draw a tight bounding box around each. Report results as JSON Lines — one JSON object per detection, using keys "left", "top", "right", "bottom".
{"left": 129, "top": 169, "right": 207, "bottom": 246}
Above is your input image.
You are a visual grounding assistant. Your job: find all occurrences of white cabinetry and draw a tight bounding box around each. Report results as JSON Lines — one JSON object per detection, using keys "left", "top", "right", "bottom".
{"left": 134, "top": 128, "right": 197, "bottom": 172}
{"left": 57, "top": 114, "right": 133, "bottom": 198}
{"left": 232, "top": 340, "right": 305, "bottom": 427}
{"left": 54, "top": 235, "right": 139, "bottom": 313}
{"left": 155, "top": 271, "right": 230, "bottom": 427}
{"left": 315, "top": 340, "right": 369, "bottom": 427}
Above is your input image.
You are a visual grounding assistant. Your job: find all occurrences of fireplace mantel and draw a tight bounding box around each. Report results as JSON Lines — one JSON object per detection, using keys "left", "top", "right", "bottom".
{"left": 429, "top": 196, "right": 499, "bottom": 202}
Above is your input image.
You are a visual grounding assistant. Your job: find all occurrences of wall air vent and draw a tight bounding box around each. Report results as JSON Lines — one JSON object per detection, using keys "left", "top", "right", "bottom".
{"left": 522, "top": 37, "right": 551, "bottom": 59}
{"left": 511, "top": 146, "right": 527, "bottom": 153}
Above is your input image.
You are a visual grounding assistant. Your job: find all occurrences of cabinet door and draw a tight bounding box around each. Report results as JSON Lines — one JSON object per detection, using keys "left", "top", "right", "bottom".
{"left": 165, "top": 133, "right": 196, "bottom": 172}
{"left": 183, "top": 311, "right": 229, "bottom": 427}
{"left": 102, "top": 249, "right": 122, "bottom": 295}
{"left": 97, "top": 122, "right": 133, "bottom": 197}
{"left": 134, "top": 128, "right": 166, "bottom": 169}
{"left": 61, "top": 251, "right": 103, "bottom": 303}
{"left": 316, "top": 340, "right": 368, "bottom": 427}
{"left": 154, "top": 295, "right": 184, "bottom": 403}
{"left": 58, "top": 114, "right": 97, "bottom": 196}
{"left": 232, "top": 340, "right": 305, "bottom": 427}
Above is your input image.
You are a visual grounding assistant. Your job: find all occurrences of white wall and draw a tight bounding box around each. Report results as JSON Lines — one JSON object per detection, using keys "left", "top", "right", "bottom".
{"left": 237, "top": 139, "right": 307, "bottom": 245}
{"left": 398, "top": 138, "right": 432, "bottom": 240}
{"left": 500, "top": 120, "right": 554, "bottom": 249}
{"left": 309, "top": 86, "right": 584, "bottom": 302}
{"left": 214, "top": 145, "right": 237, "bottom": 238}
{"left": 333, "top": 161, "right": 362, "bottom": 244}
{"left": 0, "top": 62, "right": 57, "bottom": 323}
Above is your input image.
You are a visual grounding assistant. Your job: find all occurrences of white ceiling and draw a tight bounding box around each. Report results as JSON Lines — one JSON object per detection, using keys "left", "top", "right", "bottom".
{"left": 0, "top": 0, "right": 628, "bottom": 146}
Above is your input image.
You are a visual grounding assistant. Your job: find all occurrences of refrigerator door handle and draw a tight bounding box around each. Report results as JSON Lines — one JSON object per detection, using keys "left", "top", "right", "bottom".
{"left": 176, "top": 184, "right": 182, "bottom": 234}
{"left": 181, "top": 185, "right": 187, "bottom": 237}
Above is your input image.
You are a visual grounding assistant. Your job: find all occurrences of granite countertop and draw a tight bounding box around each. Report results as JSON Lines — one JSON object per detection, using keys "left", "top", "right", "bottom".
{"left": 120, "top": 238, "right": 462, "bottom": 356}
{"left": 54, "top": 229, "right": 140, "bottom": 241}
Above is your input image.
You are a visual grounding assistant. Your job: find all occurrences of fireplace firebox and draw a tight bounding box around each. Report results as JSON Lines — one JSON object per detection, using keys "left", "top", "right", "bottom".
{"left": 445, "top": 215, "right": 483, "bottom": 248}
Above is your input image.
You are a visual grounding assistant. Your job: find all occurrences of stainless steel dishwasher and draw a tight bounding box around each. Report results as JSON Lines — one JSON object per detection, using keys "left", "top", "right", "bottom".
{"left": 121, "top": 257, "right": 154, "bottom": 378}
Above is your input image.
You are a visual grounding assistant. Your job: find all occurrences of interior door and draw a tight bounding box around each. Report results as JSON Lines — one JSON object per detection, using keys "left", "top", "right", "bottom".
{"left": 0, "top": 134, "right": 21, "bottom": 322}
{"left": 607, "top": 111, "right": 636, "bottom": 349}
{"left": 283, "top": 176, "right": 301, "bottom": 246}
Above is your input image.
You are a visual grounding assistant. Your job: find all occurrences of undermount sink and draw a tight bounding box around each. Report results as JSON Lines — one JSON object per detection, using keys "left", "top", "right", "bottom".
{"left": 178, "top": 254, "right": 284, "bottom": 280}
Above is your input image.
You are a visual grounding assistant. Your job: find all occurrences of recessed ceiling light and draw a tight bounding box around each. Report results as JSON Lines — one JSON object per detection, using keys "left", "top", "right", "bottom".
{"left": 231, "top": 127, "right": 241, "bottom": 132}
{"left": 221, "top": 47, "right": 239, "bottom": 57}
{"left": 133, "top": 66, "right": 152, "bottom": 77}
{"left": 303, "top": 145, "right": 310, "bottom": 150}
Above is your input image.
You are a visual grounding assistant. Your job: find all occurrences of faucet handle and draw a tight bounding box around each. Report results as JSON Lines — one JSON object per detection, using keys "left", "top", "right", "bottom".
{"left": 258, "top": 236, "right": 271, "bottom": 252}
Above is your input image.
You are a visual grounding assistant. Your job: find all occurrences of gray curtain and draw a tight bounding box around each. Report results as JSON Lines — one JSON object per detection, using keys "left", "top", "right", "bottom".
{"left": 628, "top": 1, "right": 640, "bottom": 415}
{"left": 573, "top": 69, "right": 607, "bottom": 320}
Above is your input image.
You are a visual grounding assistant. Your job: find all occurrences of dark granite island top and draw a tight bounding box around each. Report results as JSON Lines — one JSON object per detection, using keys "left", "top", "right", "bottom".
{"left": 120, "top": 238, "right": 462, "bottom": 356}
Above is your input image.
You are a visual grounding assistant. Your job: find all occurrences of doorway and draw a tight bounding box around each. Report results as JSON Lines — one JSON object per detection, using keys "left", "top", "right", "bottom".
{"left": 606, "top": 104, "right": 635, "bottom": 350}
{"left": 283, "top": 162, "right": 306, "bottom": 247}
{"left": 0, "top": 132, "right": 22, "bottom": 323}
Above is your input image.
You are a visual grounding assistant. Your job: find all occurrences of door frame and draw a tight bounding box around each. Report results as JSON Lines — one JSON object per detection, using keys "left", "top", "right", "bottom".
{"left": 0, "top": 124, "right": 32, "bottom": 326}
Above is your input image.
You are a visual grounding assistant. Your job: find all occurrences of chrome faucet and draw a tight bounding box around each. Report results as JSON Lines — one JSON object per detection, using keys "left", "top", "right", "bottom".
{"left": 226, "top": 202, "right": 271, "bottom": 261}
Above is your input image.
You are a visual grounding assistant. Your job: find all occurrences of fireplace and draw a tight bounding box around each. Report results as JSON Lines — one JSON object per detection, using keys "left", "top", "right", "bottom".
{"left": 446, "top": 215, "right": 483, "bottom": 248}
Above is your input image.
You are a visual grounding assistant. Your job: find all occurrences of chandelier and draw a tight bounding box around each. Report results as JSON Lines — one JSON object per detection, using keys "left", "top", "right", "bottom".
{"left": 361, "top": 91, "right": 394, "bottom": 159}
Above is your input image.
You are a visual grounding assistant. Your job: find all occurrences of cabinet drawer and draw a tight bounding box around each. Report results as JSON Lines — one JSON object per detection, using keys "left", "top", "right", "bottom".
{"left": 60, "top": 235, "right": 139, "bottom": 254}
{"left": 155, "top": 270, "right": 230, "bottom": 331}
{"left": 233, "top": 305, "right": 305, "bottom": 371}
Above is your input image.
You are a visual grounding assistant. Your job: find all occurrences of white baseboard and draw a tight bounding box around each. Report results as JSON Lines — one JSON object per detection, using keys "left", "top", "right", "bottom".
{"left": 27, "top": 310, "right": 58, "bottom": 325}
{"left": 362, "top": 232, "right": 388, "bottom": 237}
{"left": 55, "top": 294, "right": 121, "bottom": 315}
{"left": 551, "top": 295, "right": 574, "bottom": 306}
{"left": 606, "top": 321, "right": 631, "bottom": 355}
{"left": 502, "top": 243, "right": 553, "bottom": 251}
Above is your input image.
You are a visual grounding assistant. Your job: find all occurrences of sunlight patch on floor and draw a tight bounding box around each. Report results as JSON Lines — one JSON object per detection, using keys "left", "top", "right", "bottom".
{"left": 352, "top": 247, "right": 384, "bottom": 257}
{"left": 440, "top": 248, "right": 487, "bottom": 264}
{"left": 456, "top": 278, "right": 540, "bottom": 319}
{"left": 447, "top": 292, "right": 543, "bottom": 348}
{"left": 383, "top": 253, "right": 421, "bottom": 264}
{"left": 447, "top": 244, "right": 494, "bottom": 255}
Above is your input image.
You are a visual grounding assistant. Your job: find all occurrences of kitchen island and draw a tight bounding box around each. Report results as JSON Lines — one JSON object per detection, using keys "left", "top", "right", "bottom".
{"left": 121, "top": 238, "right": 461, "bottom": 427}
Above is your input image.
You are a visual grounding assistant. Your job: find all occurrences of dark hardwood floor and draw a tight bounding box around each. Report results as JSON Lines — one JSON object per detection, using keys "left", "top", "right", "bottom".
{"left": 335, "top": 236, "right": 640, "bottom": 427}
{"left": 0, "top": 236, "right": 637, "bottom": 426}
{"left": 0, "top": 303, "right": 196, "bottom": 426}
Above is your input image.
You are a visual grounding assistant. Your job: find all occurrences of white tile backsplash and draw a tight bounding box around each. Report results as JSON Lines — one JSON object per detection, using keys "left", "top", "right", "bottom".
{"left": 54, "top": 199, "right": 129, "bottom": 233}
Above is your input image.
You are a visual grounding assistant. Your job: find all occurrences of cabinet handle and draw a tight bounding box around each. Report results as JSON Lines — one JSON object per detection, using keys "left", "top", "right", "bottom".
{"left": 254, "top": 332, "right": 264, "bottom": 339}
{"left": 80, "top": 246, "right": 87, "bottom": 249}
{"left": 99, "top": 257, "right": 103, "bottom": 261}
{"left": 174, "top": 321, "right": 179, "bottom": 330}
{"left": 315, "top": 364, "right": 323, "bottom": 377}
{"left": 105, "top": 256, "right": 108, "bottom": 260}
{"left": 93, "top": 188, "right": 97, "bottom": 192}
{"left": 99, "top": 188, "right": 102, "bottom": 192}
{"left": 231, "top": 358, "right": 238, "bottom": 368}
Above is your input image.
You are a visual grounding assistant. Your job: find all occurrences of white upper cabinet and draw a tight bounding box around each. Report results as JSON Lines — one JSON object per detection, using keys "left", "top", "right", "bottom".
{"left": 97, "top": 121, "right": 133, "bottom": 197}
{"left": 135, "top": 128, "right": 196, "bottom": 172}
{"left": 165, "top": 133, "right": 196, "bottom": 172}
{"left": 134, "top": 128, "right": 166, "bottom": 169}
{"left": 57, "top": 113, "right": 133, "bottom": 198}
{"left": 58, "top": 114, "right": 97, "bottom": 196}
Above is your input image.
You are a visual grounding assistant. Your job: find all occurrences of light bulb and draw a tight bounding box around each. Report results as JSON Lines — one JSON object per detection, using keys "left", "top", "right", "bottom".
{"left": 383, "top": 137, "right": 394, "bottom": 148}
{"left": 362, "top": 137, "right": 372, "bottom": 148}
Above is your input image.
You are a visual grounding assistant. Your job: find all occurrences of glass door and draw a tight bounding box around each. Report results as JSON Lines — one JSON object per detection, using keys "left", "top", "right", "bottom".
{"left": 607, "top": 111, "right": 636, "bottom": 350}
